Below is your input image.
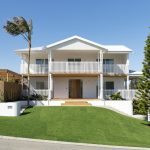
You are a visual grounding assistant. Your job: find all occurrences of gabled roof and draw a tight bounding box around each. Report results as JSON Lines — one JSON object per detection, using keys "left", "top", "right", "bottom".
{"left": 15, "top": 35, "right": 133, "bottom": 55}
{"left": 45, "top": 35, "right": 108, "bottom": 51}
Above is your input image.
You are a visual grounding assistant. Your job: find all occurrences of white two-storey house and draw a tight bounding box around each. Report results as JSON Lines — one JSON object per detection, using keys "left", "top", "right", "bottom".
{"left": 16, "top": 36, "right": 136, "bottom": 103}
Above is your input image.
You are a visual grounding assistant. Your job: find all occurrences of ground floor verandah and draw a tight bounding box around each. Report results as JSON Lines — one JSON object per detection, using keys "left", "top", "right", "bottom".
{"left": 22, "top": 75, "right": 136, "bottom": 100}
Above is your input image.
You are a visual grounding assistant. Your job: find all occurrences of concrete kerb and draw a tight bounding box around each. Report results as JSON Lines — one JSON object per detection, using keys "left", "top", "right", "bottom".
{"left": 0, "top": 135, "right": 149, "bottom": 150}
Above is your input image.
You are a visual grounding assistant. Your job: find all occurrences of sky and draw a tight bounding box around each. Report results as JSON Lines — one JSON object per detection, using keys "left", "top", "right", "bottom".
{"left": 0, "top": 0, "right": 150, "bottom": 73}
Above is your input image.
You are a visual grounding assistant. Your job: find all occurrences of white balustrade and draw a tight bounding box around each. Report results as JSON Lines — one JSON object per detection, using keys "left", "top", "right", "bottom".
{"left": 104, "top": 89, "right": 137, "bottom": 100}
{"left": 21, "top": 64, "right": 48, "bottom": 74}
{"left": 103, "top": 64, "right": 127, "bottom": 74}
{"left": 51, "top": 61, "right": 100, "bottom": 73}
{"left": 21, "top": 62, "right": 127, "bottom": 74}
{"left": 23, "top": 89, "right": 48, "bottom": 96}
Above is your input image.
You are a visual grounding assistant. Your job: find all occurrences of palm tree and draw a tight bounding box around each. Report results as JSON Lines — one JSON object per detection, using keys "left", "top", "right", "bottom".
{"left": 4, "top": 16, "right": 32, "bottom": 106}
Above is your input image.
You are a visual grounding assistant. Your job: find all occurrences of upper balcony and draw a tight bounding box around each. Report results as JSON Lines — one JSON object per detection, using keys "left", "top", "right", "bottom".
{"left": 21, "top": 64, "right": 48, "bottom": 75}
{"left": 21, "top": 62, "right": 128, "bottom": 75}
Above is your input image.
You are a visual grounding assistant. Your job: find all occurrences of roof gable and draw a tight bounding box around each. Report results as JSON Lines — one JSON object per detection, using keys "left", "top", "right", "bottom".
{"left": 46, "top": 35, "right": 107, "bottom": 51}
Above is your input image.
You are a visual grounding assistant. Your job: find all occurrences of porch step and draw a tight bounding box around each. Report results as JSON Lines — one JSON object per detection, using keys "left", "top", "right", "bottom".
{"left": 61, "top": 101, "right": 91, "bottom": 106}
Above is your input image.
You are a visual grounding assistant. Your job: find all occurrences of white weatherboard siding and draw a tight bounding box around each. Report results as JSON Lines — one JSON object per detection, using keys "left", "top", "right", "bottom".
{"left": 53, "top": 51, "right": 98, "bottom": 61}
{"left": 54, "top": 77, "right": 97, "bottom": 99}
{"left": 56, "top": 40, "right": 100, "bottom": 51}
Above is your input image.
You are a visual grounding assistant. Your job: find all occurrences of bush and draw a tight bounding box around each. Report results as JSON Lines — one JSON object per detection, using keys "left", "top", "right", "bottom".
{"left": 22, "top": 94, "right": 48, "bottom": 101}
{"left": 109, "top": 92, "right": 125, "bottom": 100}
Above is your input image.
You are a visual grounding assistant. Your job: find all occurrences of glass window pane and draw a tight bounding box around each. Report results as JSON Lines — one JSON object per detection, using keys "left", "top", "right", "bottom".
{"left": 103, "top": 59, "right": 114, "bottom": 64}
{"left": 36, "top": 59, "right": 44, "bottom": 64}
{"left": 75, "top": 58, "right": 81, "bottom": 62}
{"left": 45, "top": 59, "right": 48, "bottom": 64}
{"left": 36, "top": 82, "right": 44, "bottom": 89}
{"left": 68, "top": 58, "right": 74, "bottom": 62}
{"left": 105, "top": 81, "right": 114, "bottom": 90}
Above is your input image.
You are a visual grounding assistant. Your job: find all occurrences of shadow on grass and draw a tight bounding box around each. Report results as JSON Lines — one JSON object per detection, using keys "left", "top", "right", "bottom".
{"left": 20, "top": 106, "right": 33, "bottom": 116}
{"left": 141, "top": 122, "right": 150, "bottom": 127}
{"left": 20, "top": 112, "right": 31, "bottom": 116}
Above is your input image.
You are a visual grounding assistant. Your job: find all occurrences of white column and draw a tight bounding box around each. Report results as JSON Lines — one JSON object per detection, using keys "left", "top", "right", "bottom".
{"left": 126, "top": 75, "right": 130, "bottom": 99}
{"left": 126, "top": 54, "right": 130, "bottom": 100}
{"left": 99, "top": 50, "right": 103, "bottom": 100}
{"left": 48, "top": 50, "right": 52, "bottom": 105}
{"left": 100, "top": 74, "right": 103, "bottom": 99}
{"left": 98, "top": 75, "right": 100, "bottom": 99}
{"left": 21, "top": 75, "right": 24, "bottom": 96}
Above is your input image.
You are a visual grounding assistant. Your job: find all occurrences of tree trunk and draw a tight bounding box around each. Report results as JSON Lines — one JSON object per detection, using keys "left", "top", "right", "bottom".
{"left": 27, "top": 40, "right": 31, "bottom": 106}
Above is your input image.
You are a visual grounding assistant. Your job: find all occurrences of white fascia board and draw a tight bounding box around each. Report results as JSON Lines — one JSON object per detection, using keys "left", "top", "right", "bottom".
{"left": 103, "top": 45, "right": 133, "bottom": 53}
{"left": 45, "top": 35, "right": 108, "bottom": 51}
{"left": 15, "top": 47, "right": 46, "bottom": 57}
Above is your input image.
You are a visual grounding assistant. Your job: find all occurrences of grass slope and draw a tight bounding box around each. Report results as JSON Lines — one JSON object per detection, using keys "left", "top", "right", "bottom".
{"left": 0, "top": 107, "right": 150, "bottom": 147}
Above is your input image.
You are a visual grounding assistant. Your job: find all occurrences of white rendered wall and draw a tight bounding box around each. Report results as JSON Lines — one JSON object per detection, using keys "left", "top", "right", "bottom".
{"left": 103, "top": 53, "right": 127, "bottom": 64}
{"left": 53, "top": 77, "right": 97, "bottom": 99}
{"left": 104, "top": 77, "right": 125, "bottom": 89}
{"left": 88, "top": 100, "right": 133, "bottom": 116}
{"left": 0, "top": 102, "right": 21, "bottom": 116}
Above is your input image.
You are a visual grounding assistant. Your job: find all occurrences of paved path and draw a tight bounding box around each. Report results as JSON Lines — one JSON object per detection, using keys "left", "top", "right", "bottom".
{"left": 0, "top": 136, "right": 149, "bottom": 150}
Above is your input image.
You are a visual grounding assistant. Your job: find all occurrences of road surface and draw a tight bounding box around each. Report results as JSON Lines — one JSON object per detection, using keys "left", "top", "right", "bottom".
{"left": 0, "top": 136, "right": 149, "bottom": 150}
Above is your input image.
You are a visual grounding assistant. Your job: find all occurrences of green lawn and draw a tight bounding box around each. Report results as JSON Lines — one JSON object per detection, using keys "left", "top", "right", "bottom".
{"left": 0, "top": 106, "right": 150, "bottom": 147}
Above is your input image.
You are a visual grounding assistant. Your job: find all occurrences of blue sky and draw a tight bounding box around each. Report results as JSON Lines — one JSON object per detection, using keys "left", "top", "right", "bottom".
{"left": 0, "top": 0, "right": 150, "bottom": 73}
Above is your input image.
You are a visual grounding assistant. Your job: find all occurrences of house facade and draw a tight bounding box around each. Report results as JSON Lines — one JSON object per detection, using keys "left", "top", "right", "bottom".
{"left": 16, "top": 36, "right": 136, "bottom": 102}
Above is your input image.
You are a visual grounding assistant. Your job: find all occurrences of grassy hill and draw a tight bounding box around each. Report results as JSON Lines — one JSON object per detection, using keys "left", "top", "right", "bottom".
{"left": 0, "top": 106, "right": 150, "bottom": 147}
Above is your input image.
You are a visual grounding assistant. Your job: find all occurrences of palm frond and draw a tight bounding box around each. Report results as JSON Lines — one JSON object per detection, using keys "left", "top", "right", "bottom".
{"left": 3, "top": 21, "right": 20, "bottom": 36}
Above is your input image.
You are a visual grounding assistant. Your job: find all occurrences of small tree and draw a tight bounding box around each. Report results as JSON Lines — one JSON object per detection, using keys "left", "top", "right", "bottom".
{"left": 133, "top": 32, "right": 150, "bottom": 115}
{"left": 4, "top": 17, "right": 32, "bottom": 106}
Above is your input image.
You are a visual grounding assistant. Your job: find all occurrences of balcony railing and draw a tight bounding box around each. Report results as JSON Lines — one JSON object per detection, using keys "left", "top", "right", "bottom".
{"left": 21, "top": 64, "right": 48, "bottom": 74}
{"left": 22, "top": 89, "right": 137, "bottom": 100}
{"left": 104, "top": 89, "right": 137, "bottom": 100}
{"left": 21, "top": 62, "right": 127, "bottom": 74}
{"left": 23, "top": 89, "right": 49, "bottom": 96}
{"left": 103, "top": 64, "right": 127, "bottom": 74}
{"left": 51, "top": 61, "right": 100, "bottom": 73}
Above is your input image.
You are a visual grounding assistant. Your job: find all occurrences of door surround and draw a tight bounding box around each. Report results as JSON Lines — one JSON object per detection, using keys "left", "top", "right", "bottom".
{"left": 69, "top": 79, "right": 82, "bottom": 98}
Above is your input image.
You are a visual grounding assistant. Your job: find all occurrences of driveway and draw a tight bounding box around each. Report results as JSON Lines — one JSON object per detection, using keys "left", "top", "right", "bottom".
{"left": 0, "top": 136, "right": 149, "bottom": 150}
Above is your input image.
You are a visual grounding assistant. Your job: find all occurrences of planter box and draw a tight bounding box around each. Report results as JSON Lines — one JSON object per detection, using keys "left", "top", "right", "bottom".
{"left": 0, "top": 102, "right": 21, "bottom": 116}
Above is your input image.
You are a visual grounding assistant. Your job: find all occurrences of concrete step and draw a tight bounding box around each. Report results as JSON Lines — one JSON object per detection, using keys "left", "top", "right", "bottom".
{"left": 61, "top": 101, "right": 91, "bottom": 106}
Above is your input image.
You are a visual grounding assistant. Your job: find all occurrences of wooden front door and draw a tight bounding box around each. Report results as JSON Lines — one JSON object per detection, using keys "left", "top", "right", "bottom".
{"left": 69, "top": 79, "right": 82, "bottom": 98}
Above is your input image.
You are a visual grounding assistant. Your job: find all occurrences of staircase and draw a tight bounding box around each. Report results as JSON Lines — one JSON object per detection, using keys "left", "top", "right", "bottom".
{"left": 61, "top": 100, "right": 91, "bottom": 106}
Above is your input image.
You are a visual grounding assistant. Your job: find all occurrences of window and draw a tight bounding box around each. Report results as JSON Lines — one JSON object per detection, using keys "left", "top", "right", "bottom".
{"left": 103, "top": 59, "right": 114, "bottom": 64}
{"left": 104, "top": 81, "right": 114, "bottom": 90}
{"left": 36, "top": 82, "right": 44, "bottom": 89}
{"left": 103, "top": 59, "right": 114, "bottom": 73}
{"left": 36, "top": 59, "right": 44, "bottom": 65}
{"left": 36, "top": 59, "right": 48, "bottom": 65}
{"left": 68, "top": 58, "right": 81, "bottom": 62}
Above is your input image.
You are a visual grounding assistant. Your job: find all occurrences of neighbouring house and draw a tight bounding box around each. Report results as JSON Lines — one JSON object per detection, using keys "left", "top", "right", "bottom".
{"left": 0, "top": 69, "right": 21, "bottom": 102}
{"left": 15, "top": 35, "right": 141, "bottom": 114}
{"left": 0, "top": 69, "right": 21, "bottom": 83}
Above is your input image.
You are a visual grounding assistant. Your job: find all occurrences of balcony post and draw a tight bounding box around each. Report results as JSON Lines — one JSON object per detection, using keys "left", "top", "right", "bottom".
{"left": 98, "top": 75, "right": 100, "bottom": 99}
{"left": 100, "top": 73, "right": 103, "bottom": 100}
{"left": 48, "top": 50, "right": 52, "bottom": 105}
{"left": 126, "top": 54, "right": 130, "bottom": 100}
{"left": 126, "top": 75, "right": 130, "bottom": 100}
{"left": 99, "top": 50, "right": 103, "bottom": 72}
{"left": 99, "top": 50, "right": 103, "bottom": 100}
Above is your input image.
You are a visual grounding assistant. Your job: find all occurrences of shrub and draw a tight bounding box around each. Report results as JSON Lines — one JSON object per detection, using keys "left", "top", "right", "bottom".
{"left": 109, "top": 92, "right": 125, "bottom": 100}
{"left": 22, "top": 94, "right": 48, "bottom": 101}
